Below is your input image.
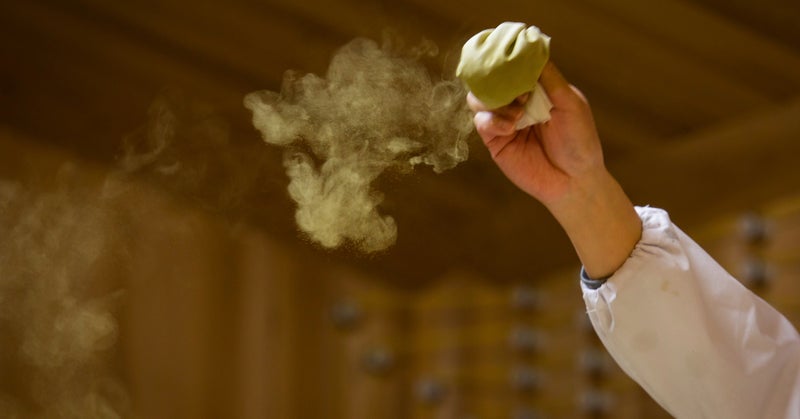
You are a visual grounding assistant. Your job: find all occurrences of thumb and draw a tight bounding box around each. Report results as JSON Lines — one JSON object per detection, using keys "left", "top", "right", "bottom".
{"left": 539, "top": 61, "right": 571, "bottom": 95}
{"left": 539, "top": 61, "right": 586, "bottom": 109}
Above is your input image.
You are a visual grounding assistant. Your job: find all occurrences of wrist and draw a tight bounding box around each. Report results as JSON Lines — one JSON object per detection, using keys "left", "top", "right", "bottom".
{"left": 544, "top": 168, "right": 642, "bottom": 279}
{"left": 542, "top": 166, "right": 614, "bottom": 217}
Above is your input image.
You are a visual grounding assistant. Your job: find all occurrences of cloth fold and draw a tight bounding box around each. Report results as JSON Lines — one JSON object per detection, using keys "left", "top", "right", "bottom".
{"left": 517, "top": 83, "right": 552, "bottom": 128}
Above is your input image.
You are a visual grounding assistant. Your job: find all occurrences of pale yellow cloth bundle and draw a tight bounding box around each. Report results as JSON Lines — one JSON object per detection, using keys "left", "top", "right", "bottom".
{"left": 457, "top": 22, "right": 553, "bottom": 128}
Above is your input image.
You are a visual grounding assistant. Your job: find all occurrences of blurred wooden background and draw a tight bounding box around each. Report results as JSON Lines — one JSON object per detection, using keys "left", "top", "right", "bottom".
{"left": 1, "top": 0, "right": 800, "bottom": 417}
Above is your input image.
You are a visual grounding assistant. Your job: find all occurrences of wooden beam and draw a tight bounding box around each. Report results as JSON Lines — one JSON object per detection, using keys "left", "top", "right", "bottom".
{"left": 56, "top": 0, "right": 343, "bottom": 86}
{"left": 574, "top": 0, "right": 800, "bottom": 99}
{"left": 612, "top": 97, "right": 800, "bottom": 230}
{"left": 690, "top": 0, "right": 800, "bottom": 52}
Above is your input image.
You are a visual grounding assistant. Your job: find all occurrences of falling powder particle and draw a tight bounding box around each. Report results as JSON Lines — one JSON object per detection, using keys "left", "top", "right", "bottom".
{"left": 244, "top": 35, "right": 474, "bottom": 252}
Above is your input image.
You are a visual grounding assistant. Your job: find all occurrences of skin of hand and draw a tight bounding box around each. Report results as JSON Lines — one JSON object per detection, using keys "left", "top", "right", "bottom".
{"left": 468, "top": 62, "right": 643, "bottom": 279}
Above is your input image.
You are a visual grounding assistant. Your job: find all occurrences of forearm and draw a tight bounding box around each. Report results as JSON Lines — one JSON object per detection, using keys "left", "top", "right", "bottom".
{"left": 545, "top": 168, "right": 641, "bottom": 279}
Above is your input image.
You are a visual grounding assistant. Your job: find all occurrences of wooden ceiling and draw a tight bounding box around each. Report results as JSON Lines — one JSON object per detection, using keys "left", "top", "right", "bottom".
{"left": 2, "top": 0, "right": 800, "bottom": 285}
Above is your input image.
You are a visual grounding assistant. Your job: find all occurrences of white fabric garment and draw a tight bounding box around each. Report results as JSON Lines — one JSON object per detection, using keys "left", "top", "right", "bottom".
{"left": 582, "top": 206, "right": 800, "bottom": 418}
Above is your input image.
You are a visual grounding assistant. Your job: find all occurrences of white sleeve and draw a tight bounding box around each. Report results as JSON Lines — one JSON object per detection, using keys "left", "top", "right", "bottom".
{"left": 582, "top": 206, "right": 800, "bottom": 419}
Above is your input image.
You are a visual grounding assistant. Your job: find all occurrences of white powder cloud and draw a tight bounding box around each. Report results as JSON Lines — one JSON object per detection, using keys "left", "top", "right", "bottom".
{"left": 244, "top": 35, "right": 474, "bottom": 252}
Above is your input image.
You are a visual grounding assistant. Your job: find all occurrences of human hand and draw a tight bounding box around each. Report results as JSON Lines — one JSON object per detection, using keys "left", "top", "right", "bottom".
{"left": 468, "top": 62, "right": 606, "bottom": 208}
{"left": 468, "top": 61, "right": 641, "bottom": 278}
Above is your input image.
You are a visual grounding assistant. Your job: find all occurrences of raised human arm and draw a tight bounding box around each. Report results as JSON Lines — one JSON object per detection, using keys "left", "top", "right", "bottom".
{"left": 469, "top": 62, "right": 641, "bottom": 278}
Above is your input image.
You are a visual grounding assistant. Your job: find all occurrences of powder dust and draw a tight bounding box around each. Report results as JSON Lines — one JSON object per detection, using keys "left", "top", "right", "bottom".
{"left": 118, "top": 89, "right": 270, "bottom": 214}
{"left": 0, "top": 169, "right": 129, "bottom": 419}
{"left": 0, "top": 32, "right": 476, "bottom": 418}
{"left": 244, "top": 35, "right": 474, "bottom": 252}
{"left": 0, "top": 91, "right": 256, "bottom": 418}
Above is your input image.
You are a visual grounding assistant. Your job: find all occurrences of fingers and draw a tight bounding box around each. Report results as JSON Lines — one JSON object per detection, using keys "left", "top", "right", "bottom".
{"left": 468, "top": 92, "right": 525, "bottom": 144}
{"left": 466, "top": 92, "right": 489, "bottom": 112}
{"left": 473, "top": 112, "right": 519, "bottom": 158}
{"left": 473, "top": 111, "right": 516, "bottom": 143}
